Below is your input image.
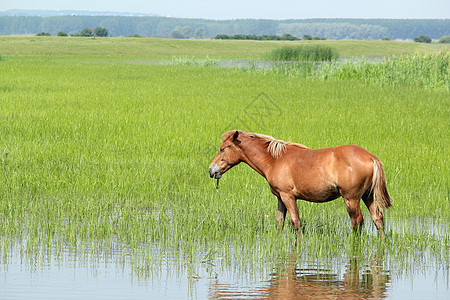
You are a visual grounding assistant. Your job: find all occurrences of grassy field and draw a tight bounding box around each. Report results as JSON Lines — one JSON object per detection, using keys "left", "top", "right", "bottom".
{"left": 0, "top": 36, "right": 448, "bottom": 58}
{"left": 0, "top": 37, "right": 449, "bottom": 280}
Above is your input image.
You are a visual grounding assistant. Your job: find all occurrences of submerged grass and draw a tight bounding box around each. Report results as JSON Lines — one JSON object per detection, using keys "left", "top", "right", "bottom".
{"left": 0, "top": 53, "right": 448, "bottom": 282}
{"left": 165, "top": 55, "right": 220, "bottom": 67}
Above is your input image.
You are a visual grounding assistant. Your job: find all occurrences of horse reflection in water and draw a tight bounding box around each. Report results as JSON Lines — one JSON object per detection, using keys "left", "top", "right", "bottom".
{"left": 210, "top": 250, "right": 390, "bottom": 299}
{"left": 209, "top": 131, "right": 392, "bottom": 236}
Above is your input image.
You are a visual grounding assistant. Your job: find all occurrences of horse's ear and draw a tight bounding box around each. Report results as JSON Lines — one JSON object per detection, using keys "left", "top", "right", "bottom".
{"left": 232, "top": 130, "right": 240, "bottom": 141}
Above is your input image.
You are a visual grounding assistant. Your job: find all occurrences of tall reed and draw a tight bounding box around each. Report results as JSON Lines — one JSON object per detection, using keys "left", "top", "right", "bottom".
{"left": 269, "top": 45, "right": 339, "bottom": 61}
{"left": 266, "top": 51, "right": 449, "bottom": 90}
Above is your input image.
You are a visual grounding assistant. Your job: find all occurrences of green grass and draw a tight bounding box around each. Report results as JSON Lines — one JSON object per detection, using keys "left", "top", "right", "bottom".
{"left": 0, "top": 36, "right": 448, "bottom": 58}
{"left": 0, "top": 40, "right": 448, "bottom": 281}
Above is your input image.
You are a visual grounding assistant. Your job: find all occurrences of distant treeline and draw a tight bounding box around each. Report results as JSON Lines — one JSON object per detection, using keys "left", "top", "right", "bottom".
{"left": 214, "top": 33, "right": 326, "bottom": 41}
{"left": 0, "top": 16, "right": 448, "bottom": 40}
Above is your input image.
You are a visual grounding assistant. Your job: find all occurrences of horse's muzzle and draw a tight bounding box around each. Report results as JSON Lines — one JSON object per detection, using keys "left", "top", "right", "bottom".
{"left": 209, "top": 164, "right": 222, "bottom": 179}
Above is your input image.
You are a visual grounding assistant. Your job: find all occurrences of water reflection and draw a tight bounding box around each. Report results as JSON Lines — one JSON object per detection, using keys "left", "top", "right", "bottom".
{"left": 210, "top": 250, "right": 390, "bottom": 299}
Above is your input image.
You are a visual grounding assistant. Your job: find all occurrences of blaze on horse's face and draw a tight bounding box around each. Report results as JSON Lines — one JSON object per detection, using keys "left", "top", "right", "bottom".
{"left": 209, "top": 131, "right": 242, "bottom": 179}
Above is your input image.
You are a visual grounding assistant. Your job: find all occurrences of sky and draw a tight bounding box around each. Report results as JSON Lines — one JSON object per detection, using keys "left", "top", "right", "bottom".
{"left": 1, "top": 0, "right": 449, "bottom": 19}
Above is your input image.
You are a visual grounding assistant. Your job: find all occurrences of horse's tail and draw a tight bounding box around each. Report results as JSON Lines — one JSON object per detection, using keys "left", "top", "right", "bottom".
{"left": 370, "top": 158, "right": 392, "bottom": 211}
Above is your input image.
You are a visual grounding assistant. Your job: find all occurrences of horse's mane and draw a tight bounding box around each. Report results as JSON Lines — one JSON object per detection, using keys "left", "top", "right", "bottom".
{"left": 222, "top": 130, "right": 308, "bottom": 159}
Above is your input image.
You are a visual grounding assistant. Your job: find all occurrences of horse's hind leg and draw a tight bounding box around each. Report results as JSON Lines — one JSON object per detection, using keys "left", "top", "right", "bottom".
{"left": 362, "top": 193, "right": 385, "bottom": 236}
{"left": 344, "top": 197, "right": 364, "bottom": 234}
{"left": 276, "top": 196, "right": 287, "bottom": 230}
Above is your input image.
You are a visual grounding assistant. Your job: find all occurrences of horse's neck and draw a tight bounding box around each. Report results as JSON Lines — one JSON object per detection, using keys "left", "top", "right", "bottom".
{"left": 240, "top": 138, "right": 273, "bottom": 178}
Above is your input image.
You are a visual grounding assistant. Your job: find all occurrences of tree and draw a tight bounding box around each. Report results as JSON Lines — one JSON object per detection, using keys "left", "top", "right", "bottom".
{"left": 215, "top": 34, "right": 230, "bottom": 39}
{"left": 438, "top": 36, "right": 450, "bottom": 43}
{"left": 36, "top": 32, "right": 51, "bottom": 36}
{"left": 414, "top": 35, "right": 432, "bottom": 43}
{"left": 80, "top": 28, "right": 94, "bottom": 37}
{"left": 281, "top": 33, "right": 299, "bottom": 41}
{"left": 94, "top": 27, "right": 108, "bottom": 37}
{"left": 57, "top": 31, "right": 68, "bottom": 37}
{"left": 194, "top": 28, "right": 205, "bottom": 39}
{"left": 171, "top": 26, "right": 191, "bottom": 39}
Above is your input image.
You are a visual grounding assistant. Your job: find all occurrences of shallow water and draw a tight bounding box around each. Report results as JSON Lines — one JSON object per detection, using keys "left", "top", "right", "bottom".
{"left": 127, "top": 56, "right": 387, "bottom": 70}
{"left": 216, "top": 56, "right": 387, "bottom": 69}
{"left": 1, "top": 254, "right": 447, "bottom": 299}
{"left": 1, "top": 226, "right": 448, "bottom": 300}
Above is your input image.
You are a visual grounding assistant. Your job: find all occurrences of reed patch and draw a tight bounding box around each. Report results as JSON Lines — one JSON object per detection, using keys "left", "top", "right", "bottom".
{"left": 269, "top": 45, "right": 339, "bottom": 61}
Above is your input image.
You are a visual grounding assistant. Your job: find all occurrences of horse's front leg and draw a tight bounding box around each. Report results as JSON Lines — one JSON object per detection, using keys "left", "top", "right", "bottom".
{"left": 280, "top": 193, "right": 303, "bottom": 237}
{"left": 276, "top": 196, "right": 287, "bottom": 230}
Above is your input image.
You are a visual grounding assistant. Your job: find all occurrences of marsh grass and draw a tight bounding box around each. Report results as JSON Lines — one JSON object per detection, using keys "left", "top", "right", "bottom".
{"left": 0, "top": 54, "right": 448, "bottom": 283}
{"left": 262, "top": 51, "right": 450, "bottom": 90}
{"left": 269, "top": 45, "right": 339, "bottom": 61}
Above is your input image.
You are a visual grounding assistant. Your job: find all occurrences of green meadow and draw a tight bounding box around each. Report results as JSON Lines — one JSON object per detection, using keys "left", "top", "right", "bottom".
{"left": 0, "top": 35, "right": 448, "bottom": 58}
{"left": 0, "top": 37, "right": 448, "bottom": 283}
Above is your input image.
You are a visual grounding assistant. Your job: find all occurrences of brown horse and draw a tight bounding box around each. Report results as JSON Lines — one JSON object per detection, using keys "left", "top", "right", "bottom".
{"left": 209, "top": 130, "right": 392, "bottom": 236}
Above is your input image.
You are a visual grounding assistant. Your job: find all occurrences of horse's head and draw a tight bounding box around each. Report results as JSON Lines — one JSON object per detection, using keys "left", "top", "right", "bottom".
{"left": 209, "top": 130, "right": 243, "bottom": 179}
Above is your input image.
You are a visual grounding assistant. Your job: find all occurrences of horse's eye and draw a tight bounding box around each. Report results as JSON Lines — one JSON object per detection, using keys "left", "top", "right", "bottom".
{"left": 220, "top": 148, "right": 225, "bottom": 152}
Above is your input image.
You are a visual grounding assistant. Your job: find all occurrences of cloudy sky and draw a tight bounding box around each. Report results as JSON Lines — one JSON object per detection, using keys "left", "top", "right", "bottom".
{"left": 1, "top": 0, "right": 449, "bottom": 19}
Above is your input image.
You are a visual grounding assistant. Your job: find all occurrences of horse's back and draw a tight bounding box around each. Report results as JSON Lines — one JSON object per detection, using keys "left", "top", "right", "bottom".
{"left": 273, "top": 144, "right": 377, "bottom": 201}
